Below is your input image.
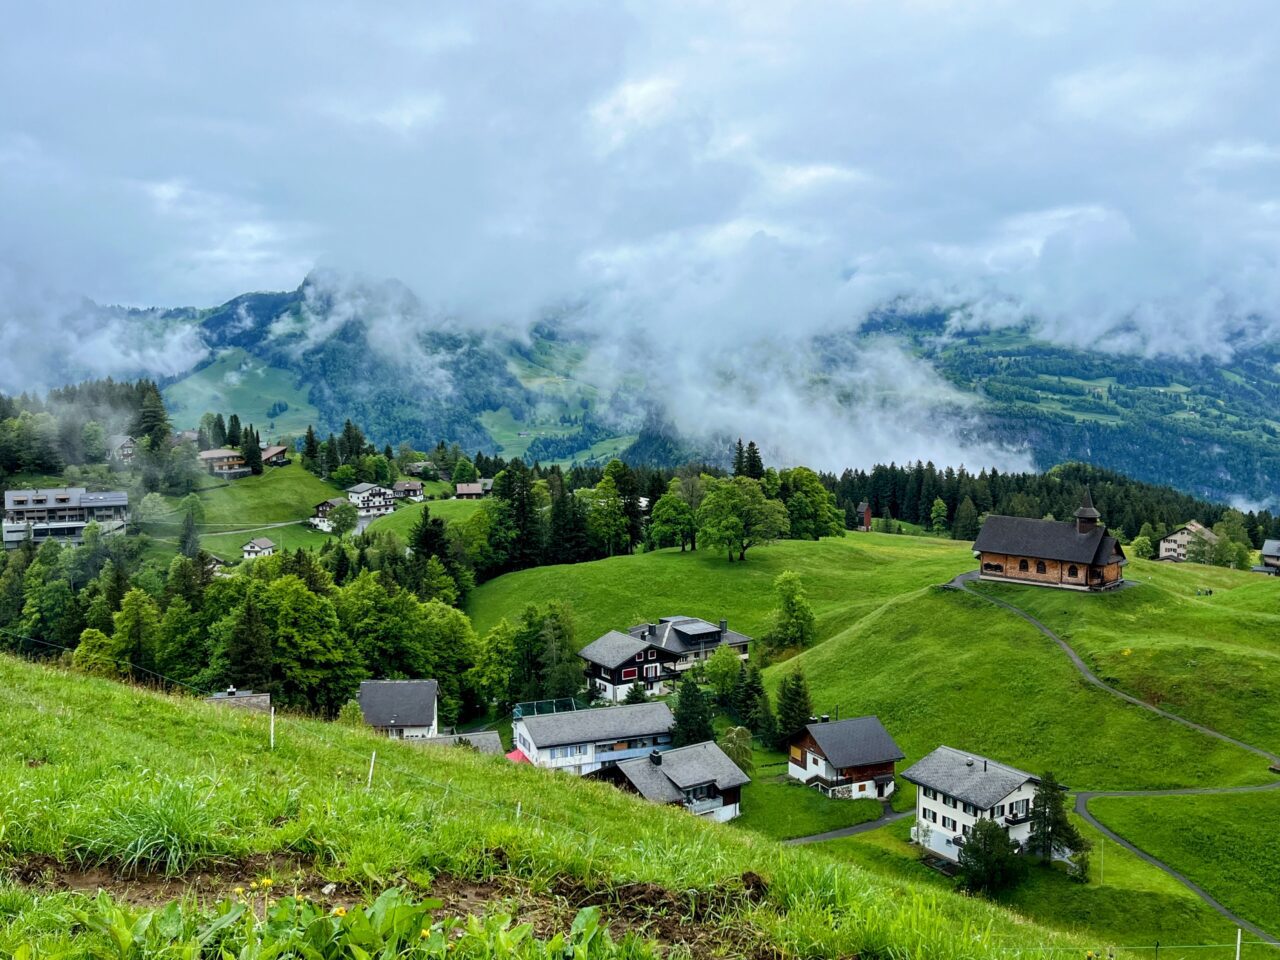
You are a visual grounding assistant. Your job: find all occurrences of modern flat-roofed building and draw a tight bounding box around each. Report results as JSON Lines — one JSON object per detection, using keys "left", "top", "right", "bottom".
{"left": 3, "top": 488, "right": 129, "bottom": 550}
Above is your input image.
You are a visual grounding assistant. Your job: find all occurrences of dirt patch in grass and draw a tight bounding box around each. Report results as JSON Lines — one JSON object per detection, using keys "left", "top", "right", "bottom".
{"left": 5, "top": 856, "right": 774, "bottom": 958}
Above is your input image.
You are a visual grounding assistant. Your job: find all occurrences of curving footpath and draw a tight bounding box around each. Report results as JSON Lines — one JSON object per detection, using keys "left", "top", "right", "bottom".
{"left": 947, "top": 570, "right": 1280, "bottom": 943}
{"left": 785, "top": 806, "right": 909, "bottom": 846}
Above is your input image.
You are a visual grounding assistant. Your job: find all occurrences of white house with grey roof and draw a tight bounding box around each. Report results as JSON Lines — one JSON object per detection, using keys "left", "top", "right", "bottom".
{"left": 625, "top": 616, "right": 750, "bottom": 672}
{"left": 902, "top": 746, "right": 1041, "bottom": 863}
{"left": 589, "top": 741, "right": 750, "bottom": 821}
{"left": 241, "top": 537, "right": 276, "bottom": 560}
{"left": 510, "top": 701, "right": 674, "bottom": 775}
{"left": 579, "top": 631, "right": 683, "bottom": 702}
{"left": 3, "top": 488, "right": 129, "bottom": 550}
{"left": 346, "top": 482, "right": 394, "bottom": 518}
{"left": 357, "top": 679, "right": 439, "bottom": 740}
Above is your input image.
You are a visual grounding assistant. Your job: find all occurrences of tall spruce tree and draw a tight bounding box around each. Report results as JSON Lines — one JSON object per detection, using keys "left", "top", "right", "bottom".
{"left": 179, "top": 508, "right": 201, "bottom": 559}
{"left": 672, "top": 675, "right": 714, "bottom": 746}
{"left": 224, "top": 587, "right": 272, "bottom": 691}
{"left": 1027, "top": 772, "right": 1085, "bottom": 863}
{"left": 242, "top": 427, "right": 263, "bottom": 474}
{"left": 211, "top": 413, "right": 227, "bottom": 448}
{"left": 303, "top": 425, "right": 320, "bottom": 464}
{"left": 732, "top": 438, "right": 747, "bottom": 476}
{"left": 743, "top": 441, "right": 765, "bottom": 480}
{"left": 226, "top": 414, "right": 242, "bottom": 448}
{"left": 774, "top": 671, "right": 813, "bottom": 749}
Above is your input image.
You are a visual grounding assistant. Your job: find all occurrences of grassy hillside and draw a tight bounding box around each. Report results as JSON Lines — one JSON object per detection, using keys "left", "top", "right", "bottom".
{"left": 973, "top": 565, "right": 1280, "bottom": 756}
{"left": 819, "top": 816, "right": 1270, "bottom": 952}
{"left": 367, "top": 497, "right": 484, "bottom": 539}
{"left": 1090, "top": 791, "right": 1280, "bottom": 937}
{"left": 464, "top": 534, "right": 1280, "bottom": 945}
{"left": 143, "top": 462, "right": 342, "bottom": 561}
{"left": 163, "top": 347, "right": 321, "bottom": 437}
{"left": 469, "top": 532, "right": 972, "bottom": 642}
{"left": 0, "top": 655, "right": 1099, "bottom": 958}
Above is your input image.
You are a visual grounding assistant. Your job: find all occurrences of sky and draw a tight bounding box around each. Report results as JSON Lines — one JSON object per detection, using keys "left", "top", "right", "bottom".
{"left": 2, "top": 2, "right": 1278, "bottom": 465}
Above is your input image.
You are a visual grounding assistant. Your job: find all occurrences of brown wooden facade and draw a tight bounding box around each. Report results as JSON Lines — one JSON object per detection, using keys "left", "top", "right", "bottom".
{"left": 977, "top": 553, "right": 1124, "bottom": 590}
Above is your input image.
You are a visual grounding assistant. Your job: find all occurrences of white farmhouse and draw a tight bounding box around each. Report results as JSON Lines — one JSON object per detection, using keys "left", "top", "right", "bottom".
{"left": 510, "top": 701, "right": 674, "bottom": 775}
{"left": 241, "top": 537, "right": 276, "bottom": 560}
{"left": 1158, "top": 521, "right": 1217, "bottom": 562}
{"left": 902, "top": 746, "right": 1041, "bottom": 863}
{"left": 346, "top": 482, "right": 394, "bottom": 518}
{"left": 357, "top": 679, "right": 439, "bottom": 739}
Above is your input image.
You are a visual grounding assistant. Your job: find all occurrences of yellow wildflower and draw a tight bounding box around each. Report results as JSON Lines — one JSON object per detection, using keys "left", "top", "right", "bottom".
{"left": 420, "top": 929, "right": 430, "bottom": 939}
{"left": 1122, "top": 648, "right": 1132, "bottom": 657}
{"left": 249, "top": 881, "right": 259, "bottom": 890}
{"left": 260, "top": 878, "right": 274, "bottom": 889}
{"left": 332, "top": 906, "right": 347, "bottom": 917}
{"left": 233, "top": 886, "right": 245, "bottom": 896}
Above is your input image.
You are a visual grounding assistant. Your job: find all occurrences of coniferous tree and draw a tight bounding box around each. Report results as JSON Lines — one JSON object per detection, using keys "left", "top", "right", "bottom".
{"left": 223, "top": 586, "right": 272, "bottom": 692}
{"left": 774, "top": 671, "right": 813, "bottom": 749}
{"left": 211, "top": 414, "right": 227, "bottom": 448}
{"left": 226, "top": 414, "right": 242, "bottom": 449}
{"left": 952, "top": 496, "right": 981, "bottom": 540}
{"left": 672, "top": 675, "right": 714, "bottom": 746}
{"left": 732, "top": 438, "right": 747, "bottom": 477}
{"left": 743, "top": 441, "right": 765, "bottom": 480}
{"left": 622, "top": 682, "right": 649, "bottom": 704}
{"left": 303, "top": 425, "right": 320, "bottom": 465}
{"left": 242, "top": 426, "right": 263, "bottom": 474}
{"left": 179, "top": 508, "right": 201, "bottom": 559}
{"left": 1026, "top": 772, "right": 1086, "bottom": 863}
{"left": 324, "top": 434, "right": 340, "bottom": 476}
{"left": 959, "top": 819, "right": 1026, "bottom": 894}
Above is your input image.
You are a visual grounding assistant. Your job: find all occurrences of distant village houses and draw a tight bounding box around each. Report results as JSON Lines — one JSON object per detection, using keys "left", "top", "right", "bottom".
{"left": 972, "top": 490, "right": 1126, "bottom": 591}
{"left": 3, "top": 488, "right": 129, "bottom": 551}
{"left": 392, "top": 480, "right": 424, "bottom": 502}
{"left": 106, "top": 435, "right": 136, "bottom": 465}
{"left": 199, "top": 448, "right": 250, "bottom": 479}
{"left": 310, "top": 497, "right": 348, "bottom": 532}
{"left": 510, "top": 701, "right": 674, "bottom": 775}
{"left": 903, "top": 746, "right": 1044, "bottom": 864}
{"left": 346, "top": 482, "right": 394, "bottom": 518}
{"left": 241, "top": 537, "right": 276, "bottom": 560}
{"left": 357, "top": 680, "right": 439, "bottom": 740}
{"left": 588, "top": 741, "right": 750, "bottom": 821}
{"left": 1158, "top": 521, "right": 1218, "bottom": 562}
{"left": 787, "top": 715, "right": 904, "bottom": 799}
{"left": 1253, "top": 540, "right": 1280, "bottom": 577}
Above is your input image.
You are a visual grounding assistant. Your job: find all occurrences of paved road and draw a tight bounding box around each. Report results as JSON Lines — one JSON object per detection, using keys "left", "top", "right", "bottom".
{"left": 785, "top": 807, "right": 909, "bottom": 845}
{"left": 946, "top": 570, "right": 1280, "bottom": 942}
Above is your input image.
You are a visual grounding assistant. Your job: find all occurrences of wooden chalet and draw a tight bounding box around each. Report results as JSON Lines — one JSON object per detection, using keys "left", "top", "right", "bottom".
{"left": 788, "top": 715, "right": 904, "bottom": 799}
{"left": 972, "top": 490, "right": 1126, "bottom": 591}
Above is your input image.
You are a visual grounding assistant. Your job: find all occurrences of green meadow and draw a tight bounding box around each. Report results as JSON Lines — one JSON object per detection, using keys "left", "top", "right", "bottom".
{"left": 1090, "top": 790, "right": 1280, "bottom": 937}
{"left": 162, "top": 347, "right": 322, "bottom": 437}
{"left": 367, "top": 496, "right": 484, "bottom": 539}
{"left": 0, "top": 656, "right": 1098, "bottom": 959}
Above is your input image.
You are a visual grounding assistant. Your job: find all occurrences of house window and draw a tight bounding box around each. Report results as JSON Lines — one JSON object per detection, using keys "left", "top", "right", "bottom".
{"left": 941, "top": 816, "right": 956, "bottom": 831}
{"left": 994, "top": 804, "right": 1005, "bottom": 816}
{"left": 943, "top": 795, "right": 956, "bottom": 808}
{"left": 810, "top": 755, "right": 819, "bottom": 767}
{"left": 648, "top": 650, "right": 656, "bottom": 659}
{"left": 620, "top": 667, "right": 638, "bottom": 681}
{"left": 1067, "top": 565, "right": 1078, "bottom": 578}
{"left": 1018, "top": 559, "right": 1029, "bottom": 572}
{"left": 923, "top": 787, "right": 937, "bottom": 800}
{"left": 1035, "top": 560, "right": 1047, "bottom": 574}
{"left": 962, "top": 802, "right": 977, "bottom": 816}
{"left": 923, "top": 808, "right": 938, "bottom": 823}
{"left": 636, "top": 652, "right": 644, "bottom": 661}
{"left": 858, "top": 783, "right": 866, "bottom": 792}
{"left": 790, "top": 746, "right": 804, "bottom": 762}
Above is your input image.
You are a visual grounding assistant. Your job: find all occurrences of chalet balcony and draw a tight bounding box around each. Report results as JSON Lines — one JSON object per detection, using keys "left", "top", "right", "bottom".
{"left": 1004, "top": 810, "right": 1032, "bottom": 826}
{"left": 685, "top": 796, "right": 724, "bottom": 816}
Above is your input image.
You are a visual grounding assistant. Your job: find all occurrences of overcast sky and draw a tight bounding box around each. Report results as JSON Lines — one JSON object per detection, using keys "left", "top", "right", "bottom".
{"left": 3, "top": 0, "right": 1278, "bottom": 360}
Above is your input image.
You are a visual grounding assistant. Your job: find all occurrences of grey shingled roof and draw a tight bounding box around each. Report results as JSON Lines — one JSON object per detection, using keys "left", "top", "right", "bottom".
{"left": 579, "top": 631, "right": 651, "bottom": 669}
{"left": 358, "top": 680, "right": 439, "bottom": 728}
{"left": 627, "top": 616, "right": 752, "bottom": 657}
{"left": 902, "top": 746, "right": 1039, "bottom": 809}
{"left": 613, "top": 741, "right": 750, "bottom": 803}
{"left": 519, "top": 701, "right": 673, "bottom": 748}
{"left": 243, "top": 537, "right": 275, "bottom": 550}
{"left": 347, "top": 482, "right": 381, "bottom": 494}
{"left": 417, "top": 731, "right": 504, "bottom": 754}
{"left": 1260, "top": 539, "right": 1280, "bottom": 559}
{"left": 974, "top": 515, "right": 1124, "bottom": 566}
{"left": 456, "top": 482, "right": 484, "bottom": 496}
{"left": 803, "top": 716, "right": 905, "bottom": 768}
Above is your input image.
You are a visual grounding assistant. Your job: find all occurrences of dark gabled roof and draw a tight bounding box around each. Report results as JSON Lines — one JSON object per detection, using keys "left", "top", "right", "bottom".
{"left": 579, "top": 631, "right": 652, "bottom": 669}
{"left": 627, "top": 616, "right": 752, "bottom": 656}
{"left": 416, "top": 731, "right": 504, "bottom": 755}
{"left": 973, "top": 514, "right": 1123, "bottom": 566}
{"left": 611, "top": 741, "right": 750, "bottom": 803}
{"left": 802, "top": 716, "right": 905, "bottom": 768}
{"left": 518, "top": 701, "right": 673, "bottom": 748}
{"left": 856, "top": 501, "right": 869, "bottom": 512}
{"left": 1074, "top": 487, "right": 1100, "bottom": 520}
{"left": 358, "top": 680, "right": 438, "bottom": 728}
{"left": 902, "top": 746, "right": 1039, "bottom": 809}
{"left": 1262, "top": 539, "right": 1280, "bottom": 559}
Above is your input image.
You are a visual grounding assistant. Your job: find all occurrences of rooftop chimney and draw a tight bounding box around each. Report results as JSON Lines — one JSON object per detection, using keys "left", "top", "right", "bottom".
{"left": 649, "top": 749, "right": 662, "bottom": 766}
{"left": 647, "top": 623, "right": 656, "bottom": 637}
{"left": 965, "top": 757, "right": 974, "bottom": 767}
{"left": 719, "top": 619, "right": 727, "bottom": 633}
{"left": 820, "top": 714, "right": 830, "bottom": 723}
{"left": 226, "top": 685, "right": 237, "bottom": 696}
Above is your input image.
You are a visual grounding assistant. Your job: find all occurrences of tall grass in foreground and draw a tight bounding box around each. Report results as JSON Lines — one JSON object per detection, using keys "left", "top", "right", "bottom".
{"left": 0, "top": 656, "right": 1105, "bottom": 958}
